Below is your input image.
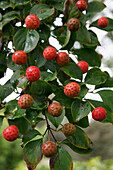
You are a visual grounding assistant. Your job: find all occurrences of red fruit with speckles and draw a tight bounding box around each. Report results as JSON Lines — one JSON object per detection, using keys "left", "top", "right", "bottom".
{"left": 18, "top": 94, "right": 33, "bottom": 109}
{"left": 12, "top": 51, "right": 27, "bottom": 65}
{"left": 26, "top": 66, "right": 40, "bottom": 82}
{"left": 48, "top": 102, "right": 63, "bottom": 117}
{"left": 77, "top": 61, "right": 89, "bottom": 74}
{"left": 67, "top": 18, "right": 80, "bottom": 32}
{"left": 25, "top": 14, "right": 40, "bottom": 30}
{"left": 41, "top": 141, "right": 57, "bottom": 157}
{"left": 64, "top": 82, "right": 80, "bottom": 98}
{"left": 98, "top": 17, "right": 108, "bottom": 28}
{"left": 56, "top": 52, "right": 69, "bottom": 66}
{"left": 62, "top": 123, "right": 76, "bottom": 136}
{"left": 92, "top": 107, "right": 107, "bottom": 121}
{"left": 99, "top": 54, "right": 103, "bottom": 59}
{"left": 76, "top": 0, "right": 87, "bottom": 11}
{"left": 43, "top": 46, "right": 57, "bottom": 60}
{"left": 3, "top": 125, "right": 19, "bottom": 141}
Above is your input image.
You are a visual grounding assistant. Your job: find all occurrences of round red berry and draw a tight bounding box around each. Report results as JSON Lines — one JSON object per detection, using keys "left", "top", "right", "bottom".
{"left": 43, "top": 46, "right": 57, "bottom": 60}
{"left": 56, "top": 52, "right": 69, "bottom": 66}
{"left": 98, "top": 17, "right": 108, "bottom": 28}
{"left": 99, "top": 53, "right": 103, "bottom": 59}
{"left": 92, "top": 107, "right": 107, "bottom": 121}
{"left": 26, "top": 66, "right": 41, "bottom": 82}
{"left": 25, "top": 14, "right": 40, "bottom": 30}
{"left": 18, "top": 94, "right": 33, "bottom": 109}
{"left": 77, "top": 61, "right": 89, "bottom": 74}
{"left": 48, "top": 102, "right": 63, "bottom": 117}
{"left": 12, "top": 51, "right": 27, "bottom": 65}
{"left": 76, "top": 0, "right": 87, "bottom": 11}
{"left": 62, "top": 123, "right": 76, "bottom": 136}
{"left": 67, "top": 18, "right": 80, "bottom": 32}
{"left": 64, "top": 82, "right": 80, "bottom": 98}
{"left": 41, "top": 141, "right": 57, "bottom": 157}
{"left": 3, "top": 125, "right": 19, "bottom": 142}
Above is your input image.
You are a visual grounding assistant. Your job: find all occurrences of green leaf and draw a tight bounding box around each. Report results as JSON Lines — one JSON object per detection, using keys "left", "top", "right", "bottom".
{"left": 60, "top": 28, "right": 71, "bottom": 49}
{"left": 50, "top": 146, "right": 73, "bottom": 170}
{"left": 90, "top": 17, "right": 113, "bottom": 32}
{"left": 31, "top": 96, "right": 48, "bottom": 110}
{"left": 61, "top": 62, "right": 83, "bottom": 80}
{"left": 85, "top": 68, "right": 108, "bottom": 85}
{"left": 47, "top": 0, "right": 65, "bottom": 11}
{"left": 10, "top": 0, "right": 30, "bottom": 9}
{"left": 0, "top": 1, "right": 11, "bottom": 9}
{"left": 69, "top": 6, "right": 81, "bottom": 19}
{"left": 53, "top": 87, "right": 74, "bottom": 108}
{"left": 30, "top": 4, "right": 55, "bottom": 21}
{"left": 23, "top": 129, "right": 42, "bottom": 144}
{"left": 65, "top": 108, "right": 73, "bottom": 123}
{"left": 47, "top": 108, "right": 65, "bottom": 128}
{"left": 8, "top": 117, "right": 29, "bottom": 135}
{"left": 23, "top": 139, "right": 43, "bottom": 170}
{"left": 71, "top": 99, "right": 91, "bottom": 122}
{"left": 76, "top": 116, "right": 89, "bottom": 128}
{"left": 87, "top": 1, "right": 106, "bottom": 13}
{"left": 30, "top": 80, "right": 52, "bottom": 98}
{"left": 39, "top": 24, "right": 50, "bottom": 42}
{"left": 13, "top": 28, "right": 39, "bottom": 53}
{"left": 57, "top": 70, "right": 70, "bottom": 85}
{"left": 62, "top": 139, "right": 93, "bottom": 155}
{"left": 0, "top": 116, "right": 4, "bottom": 128}
{"left": 66, "top": 125, "right": 90, "bottom": 149}
{"left": 40, "top": 71, "right": 57, "bottom": 82}
{"left": 2, "top": 23, "right": 14, "bottom": 41}
{"left": 28, "top": 45, "right": 46, "bottom": 68}
{"left": 96, "top": 76, "right": 113, "bottom": 89}
{"left": 74, "top": 48, "right": 101, "bottom": 67}
{"left": 0, "top": 11, "right": 20, "bottom": 30}
{"left": 4, "top": 100, "right": 17, "bottom": 116}
{"left": 78, "top": 84, "right": 88, "bottom": 99}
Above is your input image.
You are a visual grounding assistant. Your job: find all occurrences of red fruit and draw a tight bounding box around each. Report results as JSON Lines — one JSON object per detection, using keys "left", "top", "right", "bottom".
{"left": 64, "top": 82, "right": 80, "bottom": 98}
{"left": 76, "top": 0, "right": 87, "bottom": 11}
{"left": 77, "top": 61, "right": 89, "bottom": 74}
{"left": 67, "top": 18, "right": 80, "bottom": 32}
{"left": 98, "top": 17, "right": 108, "bottom": 28}
{"left": 62, "top": 123, "right": 76, "bottom": 136}
{"left": 26, "top": 66, "right": 40, "bottom": 82}
{"left": 12, "top": 51, "right": 27, "bottom": 65}
{"left": 3, "top": 125, "right": 19, "bottom": 142}
{"left": 99, "top": 53, "right": 103, "bottom": 59}
{"left": 92, "top": 107, "right": 107, "bottom": 121}
{"left": 25, "top": 14, "right": 40, "bottom": 30}
{"left": 56, "top": 52, "right": 69, "bottom": 66}
{"left": 18, "top": 94, "right": 33, "bottom": 109}
{"left": 43, "top": 46, "right": 57, "bottom": 60}
{"left": 41, "top": 141, "right": 57, "bottom": 157}
{"left": 48, "top": 102, "right": 63, "bottom": 117}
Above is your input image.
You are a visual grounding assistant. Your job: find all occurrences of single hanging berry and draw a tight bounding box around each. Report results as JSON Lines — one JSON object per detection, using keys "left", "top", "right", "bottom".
{"left": 62, "top": 123, "right": 76, "bottom": 136}
{"left": 67, "top": 18, "right": 80, "bottom": 32}
{"left": 92, "top": 107, "right": 107, "bottom": 121}
{"left": 18, "top": 94, "right": 33, "bottom": 109}
{"left": 76, "top": 0, "right": 87, "bottom": 12}
{"left": 48, "top": 102, "right": 63, "bottom": 117}
{"left": 25, "top": 14, "right": 40, "bottom": 30}
{"left": 77, "top": 61, "right": 89, "bottom": 74}
{"left": 98, "top": 17, "right": 108, "bottom": 28}
{"left": 43, "top": 46, "right": 57, "bottom": 60}
{"left": 26, "top": 66, "right": 41, "bottom": 82}
{"left": 3, "top": 125, "right": 19, "bottom": 141}
{"left": 56, "top": 52, "right": 69, "bottom": 66}
{"left": 64, "top": 82, "right": 80, "bottom": 98}
{"left": 12, "top": 51, "right": 27, "bottom": 65}
{"left": 41, "top": 141, "right": 57, "bottom": 157}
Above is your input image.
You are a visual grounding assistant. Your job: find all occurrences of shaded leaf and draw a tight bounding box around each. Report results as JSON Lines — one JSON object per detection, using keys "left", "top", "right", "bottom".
{"left": 0, "top": 115, "right": 4, "bottom": 128}
{"left": 0, "top": 1, "right": 11, "bottom": 9}
{"left": 10, "top": 0, "right": 30, "bottom": 9}
{"left": 87, "top": 1, "right": 106, "bottom": 13}
{"left": 76, "top": 116, "right": 89, "bottom": 128}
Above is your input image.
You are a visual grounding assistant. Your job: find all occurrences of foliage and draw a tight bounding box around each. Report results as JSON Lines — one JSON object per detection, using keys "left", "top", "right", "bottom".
{"left": 0, "top": 0, "right": 113, "bottom": 170}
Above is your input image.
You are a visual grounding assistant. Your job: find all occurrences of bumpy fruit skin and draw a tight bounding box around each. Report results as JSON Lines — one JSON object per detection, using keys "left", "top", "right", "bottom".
{"left": 76, "top": 0, "right": 87, "bottom": 11}
{"left": 3, "top": 125, "right": 19, "bottom": 141}
{"left": 41, "top": 141, "right": 57, "bottom": 157}
{"left": 67, "top": 18, "right": 80, "bottom": 32}
{"left": 62, "top": 123, "right": 76, "bottom": 136}
{"left": 64, "top": 82, "right": 80, "bottom": 98}
{"left": 12, "top": 51, "right": 27, "bottom": 65}
{"left": 92, "top": 107, "right": 107, "bottom": 121}
{"left": 77, "top": 61, "right": 89, "bottom": 74}
{"left": 26, "top": 66, "right": 40, "bottom": 82}
{"left": 56, "top": 52, "right": 69, "bottom": 66}
{"left": 48, "top": 102, "right": 63, "bottom": 117}
{"left": 43, "top": 46, "right": 57, "bottom": 60}
{"left": 18, "top": 94, "right": 33, "bottom": 109}
{"left": 25, "top": 14, "right": 40, "bottom": 30}
{"left": 98, "top": 17, "right": 108, "bottom": 28}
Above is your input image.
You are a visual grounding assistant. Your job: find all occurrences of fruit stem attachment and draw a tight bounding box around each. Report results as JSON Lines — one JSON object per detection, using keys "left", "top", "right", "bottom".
{"left": 85, "top": 99, "right": 96, "bottom": 109}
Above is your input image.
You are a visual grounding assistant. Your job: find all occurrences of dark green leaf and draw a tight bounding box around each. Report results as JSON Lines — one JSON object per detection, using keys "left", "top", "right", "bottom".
{"left": 78, "top": 84, "right": 88, "bottom": 99}
{"left": 76, "top": 116, "right": 89, "bottom": 128}
{"left": 96, "top": 76, "right": 113, "bottom": 89}
{"left": 39, "top": 24, "right": 50, "bottom": 42}
{"left": 71, "top": 99, "right": 91, "bottom": 122}
{"left": 14, "top": 28, "right": 39, "bottom": 53}
{"left": 2, "top": 23, "right": 14, "bottom": 41}
{"left": 65, "top": 108, "right": 73, "bottom": 123}
{"left": 61, "top": 62, "right": 83, "bottom": 80}
{"left": 85, "top": 68, "right": 108, "bottom": 85}
{"left": 87, "top": 1, "right": 106, "bottom": 13}
{"left": 74, "top": 48, "right": 101, "bottom": 67}
{"left": 50, "top": 146, "right": 73, "bottom": 170}
{"left": 30, "top": 4, "right": 55, "bottom": 21}
{"left": 40, "top": 71, "right": 57, "bottom": 82}
{"left": 0, "top": 116, "right": 4, "bottom": 128}
{"left": 10, "top": 0, "right": 30, "bottom": 9}
{"left": 23, "top": 139, "right": 43, "bottom": 170}
{"left": 0, "top": 1, "right": 11, "bottom": 9}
